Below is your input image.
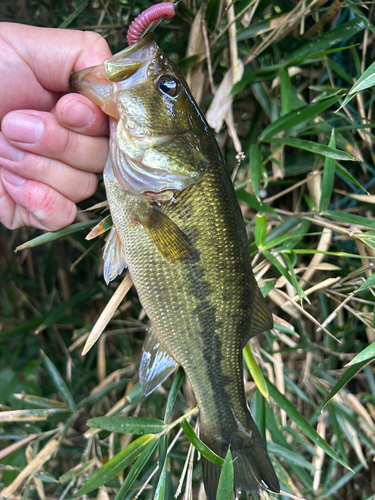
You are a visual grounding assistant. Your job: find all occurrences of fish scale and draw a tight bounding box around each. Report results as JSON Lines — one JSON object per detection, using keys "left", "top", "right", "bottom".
{"left": 72, "top": 32, "right": 280, "bottom": 498}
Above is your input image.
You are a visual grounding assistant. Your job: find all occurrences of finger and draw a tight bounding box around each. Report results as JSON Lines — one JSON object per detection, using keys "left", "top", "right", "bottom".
{"left": 1, "top": 24, "right": 112, "bottom": 93}
{"left": 1, "top": 110, "right": 109, "bottom": 174}
{"left": 55, "top": 93, "right": 109, "bottom": 136}
{"left": 1, "top": 168, "right": 77, "bottom": 231}
{"left": 0, "top": 140, "right": 98, "bottom": 204}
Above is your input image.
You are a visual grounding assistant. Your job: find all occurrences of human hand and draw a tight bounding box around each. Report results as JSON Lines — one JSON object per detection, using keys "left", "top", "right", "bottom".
{"left": 0, "top": 23, "right": 112, "bottom": 230}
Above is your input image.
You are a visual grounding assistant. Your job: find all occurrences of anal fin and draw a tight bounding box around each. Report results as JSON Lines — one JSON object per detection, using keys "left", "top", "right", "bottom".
{"left": 136, "top": 206, "right": 199, "bottom": 264}
{"left": 103, "top": 226, "right": 127, "bottom": 284}
{"left": 140, "top": 327, "right": 178, "bottom": 396}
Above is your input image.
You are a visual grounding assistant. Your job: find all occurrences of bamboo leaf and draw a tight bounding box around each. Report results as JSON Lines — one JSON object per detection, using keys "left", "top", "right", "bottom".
{"left": 320, "top": 129, "right": 337, "bottom": 211}
{"left": 267, "top": 382, "right": 351, "bottom": 470}
{"left": 164, "top": 367, "right": 184, "bottom": 422}
{"left": 347, "top": 342, "right": 375, "bottom": 365}
{"left": 254, "top": 213, "right": 267, "bottom": 249}
{"left": 74, "top": 434, "right": 154, "bottom": 496}
{"left": 41, "top": 351, "right": 76, "bottom": 412}
{"left": 259, "top": 94, "right": 343, "bottom": 140}
{"left": 355, "top": 274, "right": 375, "bottom": 293}
{"left": 216, "top": 448, "right": 233, "bottom": 500}
{"left": 181, "top": 419, "right": 224, "bottom": 465}
{"left": 88, "top": 416, "right": 166, "bottom": 435}
{"left": 263, "top": 137, "right": 356, "bottom": 161}
{"left": 267, "top": 442, "right": 315, "bottom": 470}
{"left": 321, "top": 358, "right": 372, "bottom": 410}
{"left": 340, "top": 60, "right": 375, "bottom": 108}
{"left": 249, "top": 143, "right": 263, "bottom": 201}
{"left": 15, "top": 219, "right": 100, "bottom": 251}
{"left": 114, "top": 436, "right": 158, "bottom": 500}
{"left": 284, "top": 17, "right": 367, "bottom": 65}
{"left": 243, "top": 343, "right": 269, "bottom": 399}
{"left": 236, "top": 190, "right": 281, "bottom": 220}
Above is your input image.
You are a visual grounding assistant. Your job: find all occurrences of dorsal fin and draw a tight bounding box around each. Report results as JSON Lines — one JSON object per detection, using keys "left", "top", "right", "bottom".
{"left": 140, "top": 327, "right": 178, "bottom": 396}
{"left": 103, "top": 226, "right": 127, "bottom": 284}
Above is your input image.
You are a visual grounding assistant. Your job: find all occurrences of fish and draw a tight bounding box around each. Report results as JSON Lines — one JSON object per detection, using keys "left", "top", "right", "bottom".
{"left": 71, "top": 32, "right": 280, "bottom": 498}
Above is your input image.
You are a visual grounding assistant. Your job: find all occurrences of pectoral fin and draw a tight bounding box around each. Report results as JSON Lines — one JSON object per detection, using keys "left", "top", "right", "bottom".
{"left": 137, "top": 207, "right": 199, "bottom": 264}
{"left": 103, "top": 226, "right": 127, "bottom": 284}
{"left": 140, "top": 327, "right": 178, "bottom": 396}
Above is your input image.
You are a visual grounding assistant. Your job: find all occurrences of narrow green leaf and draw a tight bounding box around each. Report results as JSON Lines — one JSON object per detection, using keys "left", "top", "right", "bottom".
{"left": 267, "top": 442, "right": 314, "bottom": 470}
{"left": 324, "top": 210, "right": 375, "bottom": 229}
{"left": 340, "top": 60, "right": 375, "bottom": 108}
{"left": 59, "top": 460, "right": 93, "bottom": 484}
{"left": 77, "top": 379, "right": 129, "bottom": 408}
{"left": 114, "top": 436, "right": 158, "bottom": 500}
{"left": 12, "top": 394, "right": 68, "bottom": 409}
{"left": 154, "top": 456, "right": 167, "bottom": 500}
{"left": 262, "top": 250, "right": 296, "bottom": 291}
{"left": 282, "top": 253, "right": 309, "bottom": 303}
{"left": 15, "top": 219, "right": 100, "bottom": 251}
{"left": 243, "top": 343, "right": 269, "bottom": 399}
{"left": 59, "top": 0, "right": 89, "bottom": 28}
{"left": 88, "top": 416, "right": 166, "bottom": 435}
{"left": 347, "top": 342, "right": 375, "bottom": 365}
{"left": 0, "top": 408, "right": 69, "bottom": 422}
{"left": 319, "top": 463, "right": 364, "bottom": 498}
{"left": 164, "top": 367, "right": 184, "bottom": 422}
{"left": 320, "top": 129, "right": 336, "bottom": 211}
{"left": 41, "top": 351, "right": 76, "bottom": 412}
{"left": 74, "top": 434, "right": 154, "bottom": 496}
{"left": 267, "top": 382, "right": 351, "bottom": 470}
{"left": 321, "top": 358, "right": 372, "bottom": 410}
{"left": 216, "top": 449, "right": 233, "bottom": 500}
{"left": 254, "top": 213, "right": 267, "bottom": 249}
{"left": 155, "top": 435, "right": 168, "bottom": 500}
{"left": 36, "top": 288, "right": 98, "bottom": 333}
{"left": 126, "top": 382, "right": 144, "bottom": 402}
{"left": 335, "top": 163, "right": 367, "bottom": 192}
{"left": 236, "top": 190, "right": 281, "bottom": 220}
{"left": 259, "top": 94, "right": 343, "bottom": 140}
{"left": 263, "top": 137, "right": 356, "bottom": 161}
{"left": 280, "top": 68, "right": 291, "bottom": 116}
{"left": 284, "top": 17, "right": 367, "bottom": 65}
{"left": 249, "top": 143, "right": 262, "bottom": 201}
{"left": 181, "top": 419, "right": 224, "bottom": 465}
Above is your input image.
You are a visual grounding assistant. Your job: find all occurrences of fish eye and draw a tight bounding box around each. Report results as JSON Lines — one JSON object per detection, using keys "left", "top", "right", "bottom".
{"left": 157, "top": 76, "right": 179, "bottom": 97}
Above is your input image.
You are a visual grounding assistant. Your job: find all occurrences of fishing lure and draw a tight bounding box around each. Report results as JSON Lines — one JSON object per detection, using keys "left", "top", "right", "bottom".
{"left": 127, "top": 2, "right": 176, "bottom": 45}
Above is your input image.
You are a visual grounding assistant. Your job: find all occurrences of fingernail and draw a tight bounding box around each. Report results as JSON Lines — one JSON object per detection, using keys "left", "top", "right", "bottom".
{"left": 61, "top": 100, "right": 94, "bottom": 128}
{"left": 3, "top": 113, "right": 45, "bottom": 144}
{"left": 0, "top": 134, "right": 25, "bottom": 161}
{"left": 2, "top": 168, "right": 26, "bottom": 187}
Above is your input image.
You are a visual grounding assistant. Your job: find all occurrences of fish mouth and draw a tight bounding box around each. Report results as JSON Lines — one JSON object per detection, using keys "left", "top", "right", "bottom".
{"left": 71, "top": 33, "right": 158, "bottom": 87}
{"left": 104, "top": 33, "right": 159, "bottom": 82}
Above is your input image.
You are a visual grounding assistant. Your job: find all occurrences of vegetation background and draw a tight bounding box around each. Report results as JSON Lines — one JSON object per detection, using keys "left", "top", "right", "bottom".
{"left": 1, "top": 0, "right": 375, "bottom": 499}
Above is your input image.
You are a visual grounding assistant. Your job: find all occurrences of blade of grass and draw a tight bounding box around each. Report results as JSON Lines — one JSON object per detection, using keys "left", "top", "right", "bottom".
{"left": 15, "top": 219, "right": 100, "bottom": 252}
{"left": 41, "top": 351, "right": 76, "bottom": 412}
{"left": 267, "top": 381, "right": 351, "bottom": 470}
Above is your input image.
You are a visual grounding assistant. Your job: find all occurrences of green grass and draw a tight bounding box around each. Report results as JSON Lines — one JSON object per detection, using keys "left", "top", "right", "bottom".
{"left": 1, "top": 0, "right": 375, "bottom": 499}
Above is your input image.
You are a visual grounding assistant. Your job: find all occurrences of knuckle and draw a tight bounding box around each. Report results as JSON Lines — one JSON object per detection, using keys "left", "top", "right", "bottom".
{"left": 82, "top": 173, "right": 98, "bottom": 199}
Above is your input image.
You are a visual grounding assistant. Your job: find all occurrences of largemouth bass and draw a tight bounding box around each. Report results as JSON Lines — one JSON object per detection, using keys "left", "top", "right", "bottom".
{"left": 72, "top": 33, "right": 279, "bottom": 498}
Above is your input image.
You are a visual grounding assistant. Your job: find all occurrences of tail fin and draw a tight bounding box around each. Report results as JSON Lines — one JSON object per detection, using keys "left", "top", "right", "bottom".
{"left": 201, "top": 413, "right": 279, "bottom": 499}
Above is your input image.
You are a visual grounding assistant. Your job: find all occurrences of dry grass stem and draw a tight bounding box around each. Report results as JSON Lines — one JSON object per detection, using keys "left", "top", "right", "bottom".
{"left": 82, "top": 273, "right": 133, "bottom": 355}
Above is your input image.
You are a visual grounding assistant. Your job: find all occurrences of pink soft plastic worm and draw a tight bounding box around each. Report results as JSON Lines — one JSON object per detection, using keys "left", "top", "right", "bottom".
{"left": 127, "top": 2, "right": 175, "bottom": 45}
